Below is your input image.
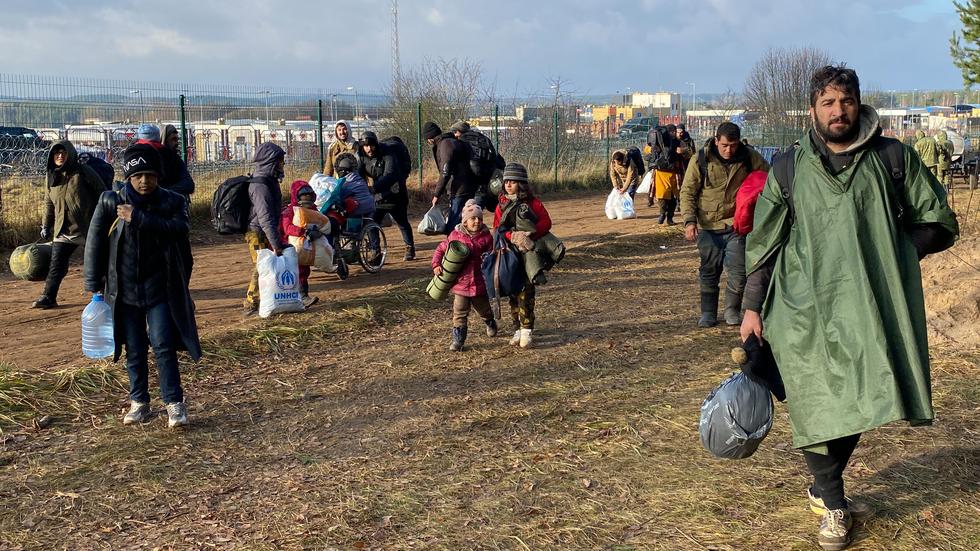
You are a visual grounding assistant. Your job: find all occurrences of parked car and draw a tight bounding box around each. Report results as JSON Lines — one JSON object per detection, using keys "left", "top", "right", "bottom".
{"left": 618, "top": 117, "right": 658, "bottom": 138}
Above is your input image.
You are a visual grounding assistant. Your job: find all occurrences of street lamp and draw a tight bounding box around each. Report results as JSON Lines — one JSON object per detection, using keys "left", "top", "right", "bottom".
{"left": 347, "top": 86, "right": 359, "bottom": 120}
{"left": 685, "top": 82, "right": 696, "bottom": 113}
{"left": 129, "top": 89, "right": 144, "bottom": 124}
{"left": 331, "top": 94, "right": 337, "bottom": 121}
{"left": 259, "top": 90, "right": 271, "bottom": 125}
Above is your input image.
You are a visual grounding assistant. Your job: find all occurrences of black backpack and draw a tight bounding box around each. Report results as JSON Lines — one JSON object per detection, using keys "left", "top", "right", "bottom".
{"left": 458, "top": 130, "right": 501, "bottom": 179}
{"left": 78, "top": 152, "right": 115, "bottom": 190}
{"left": 211, "top": 175, "right": 252, "bottom": 234}
{"left": 772, "top": 136, "right": 906, "bottom": 223}
{"left": 626, "top": 146, "right": 646, "bottom": 174}
{"left": 381, "top": 136, "right": 412, "bottom": 180}
{"left": 648, "top": 127, "right": 675, "bottom": 171}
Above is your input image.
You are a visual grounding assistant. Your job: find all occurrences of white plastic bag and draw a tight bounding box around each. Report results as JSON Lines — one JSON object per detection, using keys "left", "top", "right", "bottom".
{"left": 418, "top": 205, "right": 448, "bottom": 235}
{"left": 257, "top": 247, "right": 305, "bottom": 318}
{"left": 309, "top": 236, "right": 336, "bottom": 273}
{"left": 620, "top": 194, "right": 636, "bottom": 219}
{"left": 635, "top": 170, "right": 653, "bottom": 195}
{"left": 604, "top": 190, "right": 619, "bottom": 220}
{"left": 309, "top": 172, "right": 339, "bottom": 209}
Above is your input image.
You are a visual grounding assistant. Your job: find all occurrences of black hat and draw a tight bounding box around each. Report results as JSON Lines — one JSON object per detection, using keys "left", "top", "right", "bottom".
{"left": 423, "top": 122, "right": 442, "bottom": 140}
{"left": 123, "top": 143, "right": 162, "bottom": 179}
{"left": 502, "top": 162, "right": 529, "bottom": 183}
{"left": 335, "top": 152, "right": 358, "bottom": 175}
{"left": 360, "top": 131, "right": 379, "bottom": 147}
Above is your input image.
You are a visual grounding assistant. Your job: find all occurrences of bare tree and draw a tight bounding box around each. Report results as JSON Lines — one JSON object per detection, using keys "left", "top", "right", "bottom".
{"left": 743, "top": 47, "right": 832, "bottom": 141}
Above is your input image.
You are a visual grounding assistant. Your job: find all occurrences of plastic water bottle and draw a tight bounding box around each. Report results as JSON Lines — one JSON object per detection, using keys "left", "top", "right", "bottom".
{"left": 81, "top": 294, "right": 115, "bottom": 359}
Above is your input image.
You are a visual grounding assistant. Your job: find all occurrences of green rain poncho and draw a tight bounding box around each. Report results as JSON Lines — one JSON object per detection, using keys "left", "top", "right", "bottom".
{"left": 746, "top": 106, "right": 959, "bottom": 449}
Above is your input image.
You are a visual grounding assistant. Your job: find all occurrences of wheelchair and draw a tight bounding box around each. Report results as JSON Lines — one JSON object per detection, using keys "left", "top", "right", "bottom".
{"left": 336, "top": 215, "right": 387, "bottom": 273}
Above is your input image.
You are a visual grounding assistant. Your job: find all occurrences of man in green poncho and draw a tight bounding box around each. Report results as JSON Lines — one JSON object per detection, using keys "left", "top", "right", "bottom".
{"left": 741, "top": 66, "right": 958, "bottom": 551}
{"left": 913, "top": 129, "right": 939, "bottom": 177}
{"left": 934, "top": 130, "right": 953, "bottom": 189}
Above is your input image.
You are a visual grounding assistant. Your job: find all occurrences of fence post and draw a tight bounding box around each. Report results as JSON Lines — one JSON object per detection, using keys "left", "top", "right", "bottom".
{"left": 494, "top": 104, "right": 499, "bottom": 153}
{"left": 553, "top": 108, "right": 559, "bottom": 187}
{"left": 178, "top": 94, "right": 188, "bottom": 162}
{"left": 317, "top": 99, "right": 325, "bottom": 171}
{"left": 605, "top": 115, "right": 611, "bottom": 169}
{"left": 417, "top": 102, "right": 423, "bottom": 192}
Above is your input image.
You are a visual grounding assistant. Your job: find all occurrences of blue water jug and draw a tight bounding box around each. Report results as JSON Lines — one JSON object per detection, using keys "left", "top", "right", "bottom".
{"left": 81, "top": 294, "right": 114, "bottom": 359}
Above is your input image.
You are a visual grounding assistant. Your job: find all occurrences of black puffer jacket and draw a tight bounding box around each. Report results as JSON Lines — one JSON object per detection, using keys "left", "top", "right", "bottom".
{"left": 83, "top": 186, "right": 200, "bottom": 362}
{"left": 431, "top": 133, "right": 477, "bottom": 199}
{"left": 358, "top": 142, "right": 406, "bottom": 207}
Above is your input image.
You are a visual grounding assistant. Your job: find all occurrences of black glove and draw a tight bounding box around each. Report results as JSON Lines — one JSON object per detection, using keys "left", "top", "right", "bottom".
{"left": 307, "top": 228, "right": 324, "bottom": 241}
{"left": 40, "top": 226, "right": 50, "bottom": 241}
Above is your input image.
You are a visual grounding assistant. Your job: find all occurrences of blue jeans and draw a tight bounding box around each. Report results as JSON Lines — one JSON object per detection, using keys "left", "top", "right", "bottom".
{"left": 119, "top": 301, "right": 183, "bottom": 404}
{"left": 696, "top": 228, "right": 746, "bottom": 296}
{"left": 445, "top": 195, "right": 472, "bottom": 235}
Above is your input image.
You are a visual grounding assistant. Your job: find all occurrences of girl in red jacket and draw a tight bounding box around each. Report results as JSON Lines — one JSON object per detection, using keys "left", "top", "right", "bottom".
{"left": 431, "top": 199, "right": 496, "bottom": 352}
{"left": 280, "top": 180, "right": 320, "bottom": 307}
{"left": 493, "top": 163, "right": 552, "bottom": 349}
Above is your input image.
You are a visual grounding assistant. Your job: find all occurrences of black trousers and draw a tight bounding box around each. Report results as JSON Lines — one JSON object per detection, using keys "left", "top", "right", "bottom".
{"left": 372, "top": 202, "right": 414, "bottom": 249}
{"left": 43, "top": 241, "right": 80, "bottom": 300}
{"left": 802, "top": 433, "right": 862, "bottom": 510}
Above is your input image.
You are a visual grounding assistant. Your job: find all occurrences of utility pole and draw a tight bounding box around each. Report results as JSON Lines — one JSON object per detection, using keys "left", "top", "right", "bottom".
{"left": 391, "top": 0, "right": 401, "bottom": 97}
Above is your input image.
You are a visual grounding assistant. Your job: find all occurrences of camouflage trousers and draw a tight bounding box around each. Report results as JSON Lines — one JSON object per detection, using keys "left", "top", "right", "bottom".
{"left": 244, "top": 230, "right": 271, "bottom": 309}
{"left": 509, "top": 283, "right": 536, "bottom": 330}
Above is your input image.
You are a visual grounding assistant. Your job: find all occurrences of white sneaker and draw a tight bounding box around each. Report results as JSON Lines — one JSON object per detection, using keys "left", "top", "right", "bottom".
{"left": 519, "top": 329, "right": 534, "bottom": 349}
{"left": 123, "top": 401, "right": 151, "bottom": 425}
{"left": 166, "top": 402, "right": 189, "bottom": 429}
{"left": 509, "top": 330, "right": 522, "bottom": 346}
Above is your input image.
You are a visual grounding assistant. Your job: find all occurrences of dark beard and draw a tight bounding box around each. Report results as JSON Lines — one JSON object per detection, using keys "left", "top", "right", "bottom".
{"left": 814, "top": 115, "right": 859, "bottom": 144}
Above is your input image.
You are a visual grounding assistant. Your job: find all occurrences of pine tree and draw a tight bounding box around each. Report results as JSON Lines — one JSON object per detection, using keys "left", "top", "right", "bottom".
{"left": 950, "top": 0, "right": 980, "bottom": 87}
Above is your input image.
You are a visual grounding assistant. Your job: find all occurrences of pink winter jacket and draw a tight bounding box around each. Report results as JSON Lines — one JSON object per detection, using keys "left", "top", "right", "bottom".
{"left": 431, "top": 225, "right": 493, "bottom": 297}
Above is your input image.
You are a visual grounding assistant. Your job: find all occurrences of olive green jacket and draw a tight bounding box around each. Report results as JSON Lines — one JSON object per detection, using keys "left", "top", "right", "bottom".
{"left": 680, "top": 141, "right": 769, "bottom": 230}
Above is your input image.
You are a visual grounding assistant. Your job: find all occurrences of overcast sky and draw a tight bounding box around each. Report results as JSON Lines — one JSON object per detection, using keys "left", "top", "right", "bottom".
{"left": 0, "top": 0, "right": 965, "bottom": 96}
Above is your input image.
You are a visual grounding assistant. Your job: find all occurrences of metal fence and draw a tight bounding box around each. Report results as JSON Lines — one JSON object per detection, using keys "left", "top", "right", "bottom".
{"left": 1, "top": 75, "right": 657, "bottom": 247}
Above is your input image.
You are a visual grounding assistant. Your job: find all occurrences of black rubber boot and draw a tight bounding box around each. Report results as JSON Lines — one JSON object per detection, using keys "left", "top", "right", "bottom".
{"left": 449, "top": 326, "right": 468, "bottom": 352}
{"left": 724, "top": 292, "right": 743, "bottom": 326}
{"left": 404, "top": 246, "right": 416, "bottom": 261}
{"left": 698, "top": 291, "right": 719, "bottom": 328}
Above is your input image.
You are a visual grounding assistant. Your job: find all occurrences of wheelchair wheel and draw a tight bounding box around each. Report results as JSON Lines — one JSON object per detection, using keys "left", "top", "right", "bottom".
{"left": 357, "top": 221, "right": 387, "bottom": 273}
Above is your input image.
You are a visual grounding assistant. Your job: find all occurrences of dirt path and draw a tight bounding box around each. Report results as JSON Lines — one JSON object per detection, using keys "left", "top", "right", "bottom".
{"left": 1, "top": 192, "right": 977, "bottom": 550}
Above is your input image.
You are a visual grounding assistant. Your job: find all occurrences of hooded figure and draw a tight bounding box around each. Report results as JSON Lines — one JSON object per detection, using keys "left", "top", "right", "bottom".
{"left": 31, "top": 140, "right": 105, "bottom": 309}
{"left": 324, "top": 120, "right": 357, "bottom": 177}
{"left": 913, "top": 129, "right": 939, "bottom": 171}
{"left": 280, "top": 180, "right": 324, "bottom": 307}
{"left": 248, "top": 142, "right": 287, "bottom": 247}
{"left": 934, "top": 130, "right": 953, "bottom": 183}
{"left": 135, "top": 124, "right": 195, "bottom": 198}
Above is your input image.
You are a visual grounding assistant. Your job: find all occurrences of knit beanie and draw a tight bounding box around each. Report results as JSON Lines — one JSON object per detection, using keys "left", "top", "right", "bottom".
{"left": 137, "top": 123, "right": 161, "bottom": 142}
{"left": 423, "top": 122, "right": 442, "bottom": 140}
{"left": 461, "top": 199, "right": 483, "bottom": 222}
{"left": 360, "top": 130, "right": 379, "bottom": 147}
{"left": 123, "top": 143, "right": 163, "bottom": 179}
{"left": 502, "top": 162, "right": 529, "bottom": 183}
{"left": 449, "top": 120, "right": 471, "bottom": 134}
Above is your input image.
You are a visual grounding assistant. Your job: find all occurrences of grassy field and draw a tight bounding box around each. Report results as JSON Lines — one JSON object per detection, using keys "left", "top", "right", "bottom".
{"left": 0, "top": 206, "right": 977, "bottom": 550}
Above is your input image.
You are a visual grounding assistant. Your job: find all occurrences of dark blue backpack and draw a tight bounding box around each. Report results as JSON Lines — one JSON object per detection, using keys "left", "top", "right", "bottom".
{"left": 481, "top": 230, "right": 525, "bottom": 319}
{"left": 78, "top": 152, "right": 115, "bottom": 190}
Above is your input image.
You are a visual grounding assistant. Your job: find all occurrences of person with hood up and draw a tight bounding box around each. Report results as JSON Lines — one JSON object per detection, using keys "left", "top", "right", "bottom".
{"left": 324, "top": 120, "right": 357, "bottom": 177}
{"left": 743, "top": 65, "right": 958, "bottom": 551}
{"left": 913, "top": 129, "right": 939, "bottom": 177}
{"left": 83, "top": 143, "right": 200, "bottom": 429}
{"left": 357, "top": 131, "right": 416, "bottom": 260}
{"left": 135, "top": 124, "right": 194, "bottom": 200}
{"left": 424, "top": 121, "right": 478, "bottom": 235}
{"left": 32, "top": 140, "right": 105, "bottom": 309}
{"left": 243, "top": 142, "right": 287, "bottom": 317}
{"left": 280, "top": 180, "right": 324, "bottom": 308}
{"left": 935, "top": 129, "right": 953, "bottom": 188}
{"left": 431, "top": 199, "right": 496, "bottom": 352}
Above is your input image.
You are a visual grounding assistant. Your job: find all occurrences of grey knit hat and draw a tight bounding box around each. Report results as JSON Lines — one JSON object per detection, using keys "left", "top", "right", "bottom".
{"left": 502, "top": 162, "right": 529, "bottom": 183}
{"left": 449, "top": 120, "right": 471, "bottom": 134}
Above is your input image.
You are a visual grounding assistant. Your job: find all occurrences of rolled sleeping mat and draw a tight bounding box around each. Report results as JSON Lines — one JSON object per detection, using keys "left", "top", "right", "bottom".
{"left": 426, "top": 240, "right": 471, "bottom": 300}
{"left": 9, "top": 242, "right": 52, "bottom": 281}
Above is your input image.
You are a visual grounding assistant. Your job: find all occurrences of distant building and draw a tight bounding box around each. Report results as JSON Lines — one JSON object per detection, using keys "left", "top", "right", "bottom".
{"left": 629, "top": 92, "right": 681, "bottom": 115}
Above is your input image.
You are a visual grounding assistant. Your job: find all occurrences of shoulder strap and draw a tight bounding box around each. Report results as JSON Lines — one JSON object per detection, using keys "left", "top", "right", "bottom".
{"left": 770, "top": 146, "right": 798, "bottom": 221}
{"left": 871, "top": 136, "right": 907, "bottom": 222}
{"left": 697, "top": 148, "right": 707, "bottom": 188}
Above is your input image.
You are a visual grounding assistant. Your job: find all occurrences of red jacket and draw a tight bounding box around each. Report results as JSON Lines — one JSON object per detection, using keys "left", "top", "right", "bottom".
{"left": 280, "top": 180, "right": 314, "bottom": 244}
{"left": 492, "top": 195, "right": 552, "bottom": 241}
{"left": 431, "top": 225, "right": 493, "bottom": 297}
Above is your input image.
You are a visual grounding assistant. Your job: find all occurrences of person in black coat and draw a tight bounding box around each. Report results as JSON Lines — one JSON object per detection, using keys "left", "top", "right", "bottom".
{"left": 424, "top": 122, "right": 477, "bottom": 235}
{"left": 83, "top": 143, "right": 200, "bottom": 429}
{"left": 357, "top": 131, "right": 416, "bottom": 260}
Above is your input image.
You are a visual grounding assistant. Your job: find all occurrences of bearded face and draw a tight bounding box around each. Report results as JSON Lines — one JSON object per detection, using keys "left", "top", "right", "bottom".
{"left": 811, "top": 86, "right": 860, "bottom": 145}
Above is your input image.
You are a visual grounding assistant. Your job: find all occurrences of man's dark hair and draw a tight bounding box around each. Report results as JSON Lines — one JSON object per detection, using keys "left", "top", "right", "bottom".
{"left": 809, "top": 65, "right": 861, "bottom": 106}
{"left": 715, "top": 122, "right": 741, "bottom": 141}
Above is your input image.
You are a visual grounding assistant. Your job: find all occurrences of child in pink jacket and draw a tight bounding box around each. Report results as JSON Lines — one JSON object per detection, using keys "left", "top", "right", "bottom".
{"left": 431, "top": 199, "right": 496, "bottom": 351}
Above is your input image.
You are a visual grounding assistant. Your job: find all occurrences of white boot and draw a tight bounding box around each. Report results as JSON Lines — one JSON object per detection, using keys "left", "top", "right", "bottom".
{"left": 509, "top": 330, "right": 521, "bottom": 346}
{"left": 519, "top": 329, "right": 534, "bottom": 349}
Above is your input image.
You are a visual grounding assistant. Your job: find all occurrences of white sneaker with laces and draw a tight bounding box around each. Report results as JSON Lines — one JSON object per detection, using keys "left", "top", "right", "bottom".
{"left": 166, "top": 402, "right": 189, "bottom": 429}
{"left": 123, "top": 401, "right": 151, "bottom": 425}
